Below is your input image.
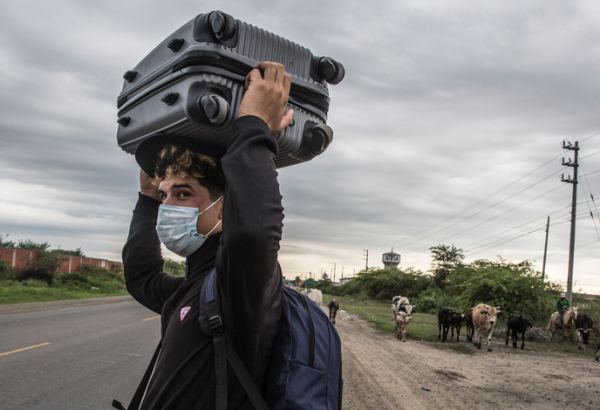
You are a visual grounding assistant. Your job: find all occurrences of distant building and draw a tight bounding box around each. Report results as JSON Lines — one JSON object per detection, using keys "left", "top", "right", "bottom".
{"left": 382, "top": 248, "right": 401, "bottom": 269}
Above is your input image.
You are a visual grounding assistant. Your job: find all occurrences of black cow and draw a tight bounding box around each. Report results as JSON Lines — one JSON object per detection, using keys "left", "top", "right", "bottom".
{"left": 505, "top": 314, "right": 532, "bottom": 349}
{"left": 465, "top": 307, "right": 474, "bottom": 342}
{"left": 438, "top": 307, "right": 453, "bottom": 343}
{"left": 450, "top": 312, "right": 465, "bottom": 342}
{"left": 328, "top": 299, "right": 340, "bottom": 324}
{"left": 575, "top": 314, "right": 593, "bottom": 352}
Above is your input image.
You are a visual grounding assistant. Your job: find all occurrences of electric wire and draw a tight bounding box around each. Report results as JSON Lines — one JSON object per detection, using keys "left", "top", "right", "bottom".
{"left": 373, "top": 151, "right": 566, "bottom": 253}
{"left": 579, "top": 159, "right": 600, "bottom": 242}
{"left": 580, "top": 132, "right": 600, "bottom": 143}
{"left": 416, "top": 183, "right": 566, "bottom": 252}
{"left": 382, "top": 167, "right": 566, "bottom": 258}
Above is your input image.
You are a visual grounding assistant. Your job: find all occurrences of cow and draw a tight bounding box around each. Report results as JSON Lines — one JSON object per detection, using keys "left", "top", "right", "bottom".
{"left": 306, "top": 289, "right": 322, "bottom": 306}
{"left": 547, "top": 306, "right": 578, "bottom": 343}
{"left": 595, "top": 321, "right": 600, "bottom": 362}
{"left": 328, "top": 299, "right": 340, "bottom": 324}
{"left": 450, "top": 312, "right": 465, "bottom": 342}
{"left": 438, "top": 307, "right": 453, "bottom": 343}
{"left": 391, "top": 296, "right": 413, "bottom": 320}
{"left": 465, "top": 307, "right": 474, "bottom": 342}
{"left": 574, "top": 314, "right": 593, "bottom": 352}
{"left": 505, "top": 314, "right": 533, "bottom": 350}
{"left": 394, "top": 311, "right": 412, "bottom": 342}
{"left": 472, "top": 303, "right": 501, "bottom": 351}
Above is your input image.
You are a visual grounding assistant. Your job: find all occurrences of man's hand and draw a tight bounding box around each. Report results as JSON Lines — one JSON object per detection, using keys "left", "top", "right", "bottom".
{"left": 238, "top": 62, "right": 294, "bottom": 134}
{"left": 140, "top": 169, "right": 161, "bottom": 202}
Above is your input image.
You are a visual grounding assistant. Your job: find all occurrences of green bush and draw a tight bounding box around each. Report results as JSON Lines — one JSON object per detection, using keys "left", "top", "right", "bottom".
{"left": 446, "top": 259, "right": 559, "bottom": 325}
{"left": 334, "top": 268, "right": 431, "bottom": 301}
{"left": 22, "top": 279, "right": 49, "bottom": 288}
{"left": 413, "top": 288, "right": 462, "bottom": 314}
{"left": 164, "top": 259, "right": 186, "bottom": 277}
{"left": 17, "top": 266, "right": 55, "bottom": 285}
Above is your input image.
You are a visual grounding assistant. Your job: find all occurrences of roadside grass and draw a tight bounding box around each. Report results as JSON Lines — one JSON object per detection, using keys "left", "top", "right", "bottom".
{"left": 0, "top": 265, "right": 128, "bottom": 305}
{"left": 329, "top": 295, "right": 600, "bottom": 358}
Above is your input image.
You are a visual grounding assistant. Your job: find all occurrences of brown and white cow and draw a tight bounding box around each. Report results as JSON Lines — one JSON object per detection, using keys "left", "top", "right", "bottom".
{"left": 394, "top": 311, "right": 412, "bottom": 342}
{"left": 472, "top": 303, "right": 501, "bottom": 351}
{"left": 328, "top": 299, "right": 340, "bottom": 324}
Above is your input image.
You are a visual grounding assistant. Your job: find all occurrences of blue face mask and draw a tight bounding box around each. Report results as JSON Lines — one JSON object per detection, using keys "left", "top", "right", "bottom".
{"left": 156, "top": 196, "right": 223, "bottom": 257}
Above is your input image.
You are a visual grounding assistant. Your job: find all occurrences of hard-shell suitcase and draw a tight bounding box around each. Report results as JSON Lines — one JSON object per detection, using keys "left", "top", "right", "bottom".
{"left": 116, "top": 10, "right": 345, "bottom": 168}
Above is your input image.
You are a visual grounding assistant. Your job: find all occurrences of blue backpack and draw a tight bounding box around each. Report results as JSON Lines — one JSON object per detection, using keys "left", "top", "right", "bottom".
{"left": 199, "top": 269, "right": 343, "bottom": 410}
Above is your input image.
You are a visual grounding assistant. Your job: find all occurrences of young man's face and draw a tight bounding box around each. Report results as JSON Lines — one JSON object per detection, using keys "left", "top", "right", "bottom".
{"left": 157, "top": 174, "right": 223, "bottom": 236}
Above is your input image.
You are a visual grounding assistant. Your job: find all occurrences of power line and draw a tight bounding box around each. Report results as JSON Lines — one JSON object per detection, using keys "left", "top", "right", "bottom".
{"left": 371, "top": 151, "right": 565, "bottom": 253}
{"left": 387, "top": 167, "right": 566, "bottom": 258}
{"left": 580, "top": 131, "right": 600, "bottom": 143}
{"left": 581, "top": 150, "right": 600, "bottom": 160}
{"left": 460, "top": 204, "right": 572, "bottom": 251}
{"left": 416, "top": 183, "right": 566, "bottom": 252}
{"left": 579, "top": 159, "right": 600, "bottom": 242}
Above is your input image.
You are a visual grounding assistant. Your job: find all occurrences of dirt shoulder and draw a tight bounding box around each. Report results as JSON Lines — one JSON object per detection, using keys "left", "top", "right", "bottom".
{"left": 336, "top": 309, "right": 600, "bottom": 410}
{"left": 0, "top": 295, "right": 135, "bottom": 316}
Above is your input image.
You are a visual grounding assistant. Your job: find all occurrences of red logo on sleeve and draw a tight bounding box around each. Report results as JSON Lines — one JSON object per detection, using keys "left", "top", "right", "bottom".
{"left": 180, "top": 306, "right": 191, "bottom": 322}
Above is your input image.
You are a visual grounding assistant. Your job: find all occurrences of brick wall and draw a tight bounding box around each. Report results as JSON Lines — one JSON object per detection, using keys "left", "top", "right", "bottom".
{"left": 0, "top": 248, "right": 123, "bottom": 275}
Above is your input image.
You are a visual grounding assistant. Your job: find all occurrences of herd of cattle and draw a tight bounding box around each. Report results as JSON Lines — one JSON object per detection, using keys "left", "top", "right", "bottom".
{"left": 297, "top": 287, "right": 600, "bottom": 360}
{"left": 386, "top": 296, "right": 600, "bottom": 359}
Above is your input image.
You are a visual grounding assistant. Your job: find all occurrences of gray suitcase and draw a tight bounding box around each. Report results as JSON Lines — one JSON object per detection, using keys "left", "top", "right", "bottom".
{"left": 116, "top": 10, "right": 344, "bottom": 168}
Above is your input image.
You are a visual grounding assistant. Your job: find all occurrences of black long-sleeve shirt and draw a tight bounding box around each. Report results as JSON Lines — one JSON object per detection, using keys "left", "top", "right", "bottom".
{"left": 122, "top": 116, "right": 284, "bottom": 409}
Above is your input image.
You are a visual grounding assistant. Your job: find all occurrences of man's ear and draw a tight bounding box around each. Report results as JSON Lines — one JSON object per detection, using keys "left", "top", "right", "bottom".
{"left": 218, "top": 195, "right": 224, "bottom": 220}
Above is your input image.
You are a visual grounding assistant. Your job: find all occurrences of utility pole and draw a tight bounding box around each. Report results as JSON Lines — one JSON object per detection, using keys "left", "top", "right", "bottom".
{"left": 330, "top": 263, "right": 336, "bottom": 283}
{"left": 561, "top": 140, "right": 579, "bottom": 303}
{"left": 541, "top": 216, "right": 550, "bottom": 283}
{"left": 363, "top": 249, "right": 368, "bottom": 271}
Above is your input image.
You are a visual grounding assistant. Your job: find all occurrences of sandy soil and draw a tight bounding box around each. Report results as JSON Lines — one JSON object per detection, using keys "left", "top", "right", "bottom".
{"left": 335, "top": 310, "right": 600, "bottom": 410}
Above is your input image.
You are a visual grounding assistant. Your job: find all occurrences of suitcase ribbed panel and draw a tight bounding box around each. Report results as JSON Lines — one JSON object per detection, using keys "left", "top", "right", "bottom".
{"left": 235, "top": 22, "right": 324, "bottom": 89}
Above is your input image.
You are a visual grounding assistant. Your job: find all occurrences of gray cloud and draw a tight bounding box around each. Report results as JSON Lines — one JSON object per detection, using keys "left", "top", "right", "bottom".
{"left": 1, "top": 0, "right": 599, "bottom": 291}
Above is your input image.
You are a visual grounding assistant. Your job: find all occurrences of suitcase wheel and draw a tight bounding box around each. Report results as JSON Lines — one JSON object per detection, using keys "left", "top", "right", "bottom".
{"left": 123, "top": 70, "right": 137, "bottom": 83}
{"left": 198, "top": 94, "right": 229, "bottom": 125}
{"left": 313, "top": 57, "right": 345, "bottom": 85}
{"left": 306, "top": 124, "right": 333, "bottom": 155}
{"left": 167, "top": 38, "right": 185, "bottom": 52}
{"left": 208, "top": 11, "right": 236, "bottom": 41}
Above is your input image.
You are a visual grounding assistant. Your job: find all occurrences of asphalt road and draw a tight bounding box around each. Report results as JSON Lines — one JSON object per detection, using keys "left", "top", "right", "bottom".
{"left": 0, "top": 299, "right": 161, "bottom": 410}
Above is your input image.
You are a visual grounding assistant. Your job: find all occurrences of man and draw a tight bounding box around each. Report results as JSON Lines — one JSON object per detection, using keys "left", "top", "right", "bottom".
{"left": 122, "top": 62, "right": 293, "bottom": 409}
{"left": 556, "top": 292, "right": 571, "bottom": 329}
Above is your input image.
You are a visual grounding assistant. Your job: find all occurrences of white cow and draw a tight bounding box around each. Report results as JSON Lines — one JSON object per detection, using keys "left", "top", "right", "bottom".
{"left": 391, "top": 295, "right": 413, "bottom": 320}
{"left": 306, "top": 289, "right": 322, "bottom": 306}
{"left": 394, "top": 311, "right": 412, "bottom": 342}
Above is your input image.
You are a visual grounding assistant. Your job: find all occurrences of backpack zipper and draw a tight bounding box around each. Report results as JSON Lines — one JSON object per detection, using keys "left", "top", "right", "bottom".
{"left": 299, "top": 294, "right": 315, "bottom": 367}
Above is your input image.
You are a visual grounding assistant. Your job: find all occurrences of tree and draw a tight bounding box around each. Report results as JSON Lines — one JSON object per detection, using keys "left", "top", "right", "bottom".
{"left": 429, "top": 244, "right": 465, "bottom": 289}
{"left": 17, "top": 239, "right": 51, "bottom": 252}
{"left": 446, "top": 258, "right": 558, "bottom": 323}
{"left": 0, "top": 234, "right": 15, "bottom": 248}
{"left": 50, "top": 247, "right": 85, "bottom": 257}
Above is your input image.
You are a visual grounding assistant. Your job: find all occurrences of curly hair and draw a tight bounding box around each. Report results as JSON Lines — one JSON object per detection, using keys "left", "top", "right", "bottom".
{"left": 152, "top": 144, "right": 226, "bottom": 200}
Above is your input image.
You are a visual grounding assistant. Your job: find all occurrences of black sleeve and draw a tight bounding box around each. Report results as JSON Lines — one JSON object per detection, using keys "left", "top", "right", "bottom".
{"left": 122, "top": 193, "right": 184, "bottom": 314}
{"left": 217, "top": 115, "right": 283, "bottom": 376}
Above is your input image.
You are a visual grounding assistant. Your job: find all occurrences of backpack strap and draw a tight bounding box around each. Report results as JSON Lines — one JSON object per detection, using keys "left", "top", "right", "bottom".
{"left": 199, "top": 268, "right": 269, "bottom": 410}
{"left": 112, "top": 340, "right": 162, "bottom": 410}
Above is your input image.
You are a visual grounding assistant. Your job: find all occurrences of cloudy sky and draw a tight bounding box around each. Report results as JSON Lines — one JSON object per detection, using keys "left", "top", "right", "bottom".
{"left": 1, "top": 0, "right": 599, "bottom": 292}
